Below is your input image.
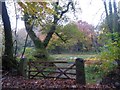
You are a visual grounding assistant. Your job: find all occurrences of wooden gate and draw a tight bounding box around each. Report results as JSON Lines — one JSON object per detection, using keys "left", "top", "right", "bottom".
{"left": 28, "top": 61, "right": 76, "bottom": 79}
{"left": 27, "top": 58, "right": 86, "bottom": 85}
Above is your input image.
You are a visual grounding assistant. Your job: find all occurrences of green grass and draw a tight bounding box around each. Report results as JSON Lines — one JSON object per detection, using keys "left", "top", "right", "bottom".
{"left": 85, "top": 65, "right": 103, "bottom": 84}
{"left": 51, "top": 54, "right": 96, "bottom": 60}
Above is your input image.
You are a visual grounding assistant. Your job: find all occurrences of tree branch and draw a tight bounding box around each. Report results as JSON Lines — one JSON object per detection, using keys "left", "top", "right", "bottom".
{"left": 43, "top": 24, "right": 56, "bottom": 48}
{"left": 43, "top": 2, "right": 72, "bottom": 48}
{"left": 13, "top": 1, "right": 18, "bottom": 57}
{"left": 43, "top": 2, "right": 59, "bottom": 48}
{"left": 24, "top": 14, "right": 44, "bottom": 48}
{"left": 55, "top": 32, "right": 66, "bottom": 43}
{"left": 20, "top": 33, "right": 29, "bottom": 59}
{"left": 60, "top": 2, "right": 72, "bottom": 18}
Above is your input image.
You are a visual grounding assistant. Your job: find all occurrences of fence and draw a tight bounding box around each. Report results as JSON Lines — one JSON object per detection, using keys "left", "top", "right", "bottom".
{"left": 20, "top": 58, "right": 86, "bottom": 85}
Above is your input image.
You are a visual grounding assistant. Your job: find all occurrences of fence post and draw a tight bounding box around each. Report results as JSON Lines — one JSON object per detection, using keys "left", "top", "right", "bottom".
{"left": 76, "top": 58, "right": 86, "bottom": 85}
{"left": 28, "top": 59, "right": 31, "bottom": 79}
{"left": 19, "top": 58, "right": 27, "bottom": 78}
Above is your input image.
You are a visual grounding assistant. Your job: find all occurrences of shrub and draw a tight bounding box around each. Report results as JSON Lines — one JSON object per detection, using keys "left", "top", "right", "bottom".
{"left": 98, "top": 33, "right": 120, "bottom": 75}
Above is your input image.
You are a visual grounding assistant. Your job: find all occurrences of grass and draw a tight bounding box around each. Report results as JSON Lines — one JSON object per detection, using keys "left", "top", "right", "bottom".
{"left": 51, "top": 54, "right": 96, "bottom": 60}
{"left": 85, "top": 65, "right": 103, "bottom": 84}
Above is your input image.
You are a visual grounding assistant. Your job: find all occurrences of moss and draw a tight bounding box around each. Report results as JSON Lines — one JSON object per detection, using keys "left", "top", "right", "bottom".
{"left": 33, "top": 48, "right": 53, "bottom": 61}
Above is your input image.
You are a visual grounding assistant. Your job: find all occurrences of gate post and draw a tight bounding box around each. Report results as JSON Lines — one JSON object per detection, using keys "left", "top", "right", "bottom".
{"left": 19, "top": 58, "right": 27, "bottom": 78}
{"left": 75, "top": 58, "right": 86, "bottom": 85}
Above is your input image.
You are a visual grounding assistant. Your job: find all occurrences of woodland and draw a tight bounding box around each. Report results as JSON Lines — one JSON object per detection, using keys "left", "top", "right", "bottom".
{"left": 0, "top": 0, "right": 120, "bottom": 89}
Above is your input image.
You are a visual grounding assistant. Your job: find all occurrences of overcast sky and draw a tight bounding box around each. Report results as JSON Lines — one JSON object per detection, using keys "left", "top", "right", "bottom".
{"left": 6, "top": 0, "right": 120, "bottom": 30}
{"left": 79, "top": 0, "right": 104, "bottom": 26}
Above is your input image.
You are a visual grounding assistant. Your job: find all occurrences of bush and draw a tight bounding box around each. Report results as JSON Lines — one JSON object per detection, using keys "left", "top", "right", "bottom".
{"left": 98, "top": 33, "right": 120, "bottom": 76}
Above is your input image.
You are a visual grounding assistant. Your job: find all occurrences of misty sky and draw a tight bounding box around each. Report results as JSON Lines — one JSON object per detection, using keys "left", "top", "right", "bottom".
{"left": 6, "top": 0, "right": 120, "bottom": 30}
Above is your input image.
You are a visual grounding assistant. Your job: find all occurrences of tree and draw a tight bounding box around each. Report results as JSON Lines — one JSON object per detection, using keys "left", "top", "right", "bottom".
{"left": 18, "top": 1, "right": 76, "bottom": 60}
{"left": 2, "top": 2, "right": 18, "bottom": 71}
{"left": 47, "top": 22, "right": 85, "bottom": 53}
{"left": 98, "top": 0, "right": 120, "bottom": 65}
{"left": 77, "top": 20, "right": 96, "bottom": 51}
{"left": 13, "top": 29, "right": 34, "bottom": 54}
{"left": 103, "top": 0, "right": 120, "bottom": 37}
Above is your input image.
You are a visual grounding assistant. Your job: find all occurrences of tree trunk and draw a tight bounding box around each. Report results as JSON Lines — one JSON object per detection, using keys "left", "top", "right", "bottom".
{"left": 24, "top": 14, "right": 49, "bottom": 60}
{"left": 43, "top": 20, "right": 57, "bottom": 48}
{"left": 103, "top": 1, "right": 114, "bottom": 41}
{"left": 2, "top": 2, "right": 18, "bottom": 71}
